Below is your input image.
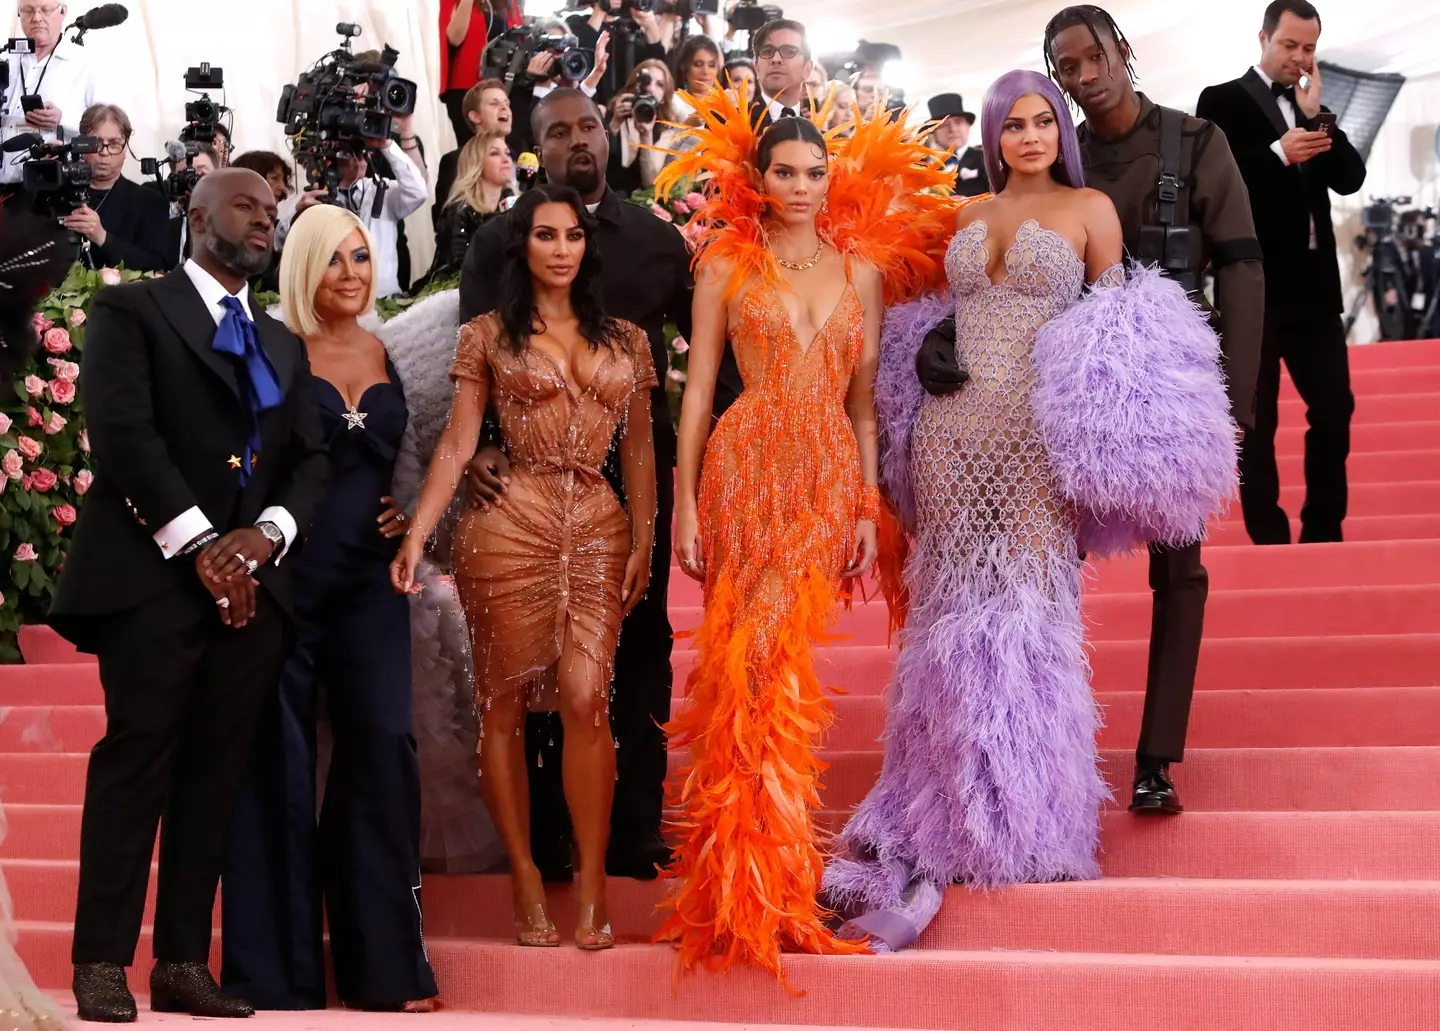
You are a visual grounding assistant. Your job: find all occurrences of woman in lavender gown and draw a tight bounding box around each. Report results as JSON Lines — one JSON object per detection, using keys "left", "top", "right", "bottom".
{"left": 825, "top": 71, "right": 1238, "bottom": 949}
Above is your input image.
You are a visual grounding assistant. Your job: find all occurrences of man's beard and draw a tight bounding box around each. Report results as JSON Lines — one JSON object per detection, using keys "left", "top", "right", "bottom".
{"left": 206, "top": 216, "right": 272, "bottom": 278}
{"left": 563, "top": 153, "right": 602, "bottom": 197}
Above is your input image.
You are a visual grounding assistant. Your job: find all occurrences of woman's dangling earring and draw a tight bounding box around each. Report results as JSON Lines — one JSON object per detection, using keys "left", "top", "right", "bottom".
{"left": 821, "top": 196, "right": 829, "bottom": 214}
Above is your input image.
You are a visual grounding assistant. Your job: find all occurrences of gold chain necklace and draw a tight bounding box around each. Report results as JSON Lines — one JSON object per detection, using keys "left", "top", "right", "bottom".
{"left": 772, "top": 239, "right": 824, "bottom": 271}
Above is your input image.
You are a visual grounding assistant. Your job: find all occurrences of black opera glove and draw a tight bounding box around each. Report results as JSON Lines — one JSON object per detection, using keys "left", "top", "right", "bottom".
{"left": 915, "top": 314, "right": 969, "bottom": 396}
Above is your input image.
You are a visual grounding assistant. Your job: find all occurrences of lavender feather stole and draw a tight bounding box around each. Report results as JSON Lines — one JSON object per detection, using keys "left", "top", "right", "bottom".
{"left": 874, "top": 291, "right": 955, "bottom": 531}
{"left": 1030, "top": 264, "right": 1239, "bottom": 557}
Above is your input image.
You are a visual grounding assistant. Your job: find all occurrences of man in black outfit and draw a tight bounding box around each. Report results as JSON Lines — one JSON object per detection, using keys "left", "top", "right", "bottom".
{"left": 50, "top": 168, "right": 329, "bottom": 1023}
{"left": 460, "top": 89, "right": 742, "bottom": 880}
{"left": 926, "top": 94, "right": 988, "bottom": 197}
{"left": 1197, "top": 0, "right": 1366, "bottom": 544}
{"left": 749, "top": 20, "right": 815, "bottom": 128}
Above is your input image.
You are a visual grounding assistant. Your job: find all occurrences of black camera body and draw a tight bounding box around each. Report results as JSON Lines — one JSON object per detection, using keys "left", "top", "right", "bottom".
{"left": 482, "top": 23, "right": 593, "bottom": 87}
{"left": 276, "top": 24, "right": 418, "bottom": 197}
{"left": 729, "top": 1, "right": 779, "bottom": 32}
{"left": 633, "top": 70, "right": 659, "bottom": 124}
{"left": 18, "top": 135, "right": 98, "bottom": 217}
{"left": 179, "top": 64, "right": 226, "bottom": 146}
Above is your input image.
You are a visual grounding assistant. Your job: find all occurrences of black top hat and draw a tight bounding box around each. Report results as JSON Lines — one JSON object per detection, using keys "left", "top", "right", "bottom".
{"left": 928, "top": 93, "right": 975, "bottom": 124}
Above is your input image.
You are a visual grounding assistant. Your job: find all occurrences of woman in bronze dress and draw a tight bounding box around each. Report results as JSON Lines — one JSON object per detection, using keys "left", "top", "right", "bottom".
{"left": 391, "top": 183, "right": 657, "bottom": 950}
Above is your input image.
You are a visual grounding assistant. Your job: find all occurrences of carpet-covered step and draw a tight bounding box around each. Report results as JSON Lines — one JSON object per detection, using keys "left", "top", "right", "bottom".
{"left": 8, "top": 746, "right": 1438, "bottom": 811}
{"left": 15, "top": 923, "right": 218, "bottom": 995}
{"left": 1207, "top": 514, "right": 1440, "bottom": 545}
{"left": 669, "top": 538, "right": 1440, "bottom": 607}
{"left": 1282, "top": 393, "right": 1440, "bottom": 424}
{"left": 10, "top": 805, "right": 1439, "bottom": 878}
{"left": 1277, "top": 420, "right": 1440, "bottom": 455}
{"left": 417, "top": 874, "right": 1440, "bottom": 961}
{"left": 1269, "top": 481, "right": 1440, "bottom": 516}
{"left": 674, "top": 635, "right": 1440, "bottom": 697}
{"left": 419, "top": 941, "right": 1440, "bottom": 1030}
{"left": 3, "top": 860, "right": 215, "bottom": 927}
{"left": 671, "top": 584, "right": 1440, "bottom": 642}
{"left": 1347, "top": 339, "right": 1440, "bottom": 367}
{"left": 1283, "top": 365, "right": 1440, "bottom": 396}
{"left": 1274, "top": 450, "right": 1440, "bottom": 482}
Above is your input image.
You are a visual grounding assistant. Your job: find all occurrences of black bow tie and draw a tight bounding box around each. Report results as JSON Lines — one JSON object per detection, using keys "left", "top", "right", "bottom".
{"left": 779, "top": 106, "right": 797, "bottom": 120}
{"left": 1270, "top": 80, "right": 1295, "bottom": 102}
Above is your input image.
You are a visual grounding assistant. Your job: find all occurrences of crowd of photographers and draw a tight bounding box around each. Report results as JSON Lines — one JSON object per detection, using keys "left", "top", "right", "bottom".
{"left": 2, "top": 0, "right": 994, "bottom": 306}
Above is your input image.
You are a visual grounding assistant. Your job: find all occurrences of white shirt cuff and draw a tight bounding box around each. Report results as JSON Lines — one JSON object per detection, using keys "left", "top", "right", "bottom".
{"left": 581, "top": 82, "right": 597, "bottom": 98}
{"left": 1270, "top": 139, "right": 1291, "bottom": 166}
{"left": 154, "top": 506, "right": 213, "bottom": 559}
{"left": 258, "top": 506, "right": 297, "bottom": 564}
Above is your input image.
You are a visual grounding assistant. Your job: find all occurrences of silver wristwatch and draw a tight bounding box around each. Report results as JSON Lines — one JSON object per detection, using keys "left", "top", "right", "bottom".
{"left": 256, "top": 520, "right": 285, "bottom": 561}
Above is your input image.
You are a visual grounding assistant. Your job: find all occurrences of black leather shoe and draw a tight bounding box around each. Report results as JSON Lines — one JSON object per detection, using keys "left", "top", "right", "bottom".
{"left": 150, "top": 961, "right": 254, "bottom": 1018}
{"left": 1129, "top": 759, "right": 1184, "bottom": 815}
{"left": 74, "top": 963, "right": 137, "bottom": 1023}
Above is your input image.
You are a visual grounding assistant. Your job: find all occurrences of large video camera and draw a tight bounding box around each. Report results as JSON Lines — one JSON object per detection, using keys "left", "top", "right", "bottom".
{"left": 276, "top": 23, "right": 418, "bottom": 199}
{"left": 136, "top": 64, "right": 227, "bottom": 209}
{"left": 482, "top": 22, "right": 592, "bottom": 89}
{"left": 1, "top": 132, "right": 97, "bottom": 218}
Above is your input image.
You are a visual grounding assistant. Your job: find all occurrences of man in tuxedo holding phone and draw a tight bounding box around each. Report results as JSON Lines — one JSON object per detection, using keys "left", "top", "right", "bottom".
{"left": 51, "top": 168, "right": 328, "bottom": 1022}
{"left": 1197, "top": 0, "right": 1366, "bottom": 544}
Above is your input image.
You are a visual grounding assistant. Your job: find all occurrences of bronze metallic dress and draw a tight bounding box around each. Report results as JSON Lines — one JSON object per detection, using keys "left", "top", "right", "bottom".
{"left": 447, "top": 313, "right": 656, "bottom": 700}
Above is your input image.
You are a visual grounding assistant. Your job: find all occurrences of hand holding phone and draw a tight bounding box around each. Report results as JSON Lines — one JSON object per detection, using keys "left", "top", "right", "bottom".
{"left": 1313, "top": 112, "right": 1337, "bottom": 136}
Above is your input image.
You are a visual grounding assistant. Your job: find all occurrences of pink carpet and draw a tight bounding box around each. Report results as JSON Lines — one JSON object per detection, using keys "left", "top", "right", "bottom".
{"left": 5, "top": 338, "right": 1440, "bottom": 1030}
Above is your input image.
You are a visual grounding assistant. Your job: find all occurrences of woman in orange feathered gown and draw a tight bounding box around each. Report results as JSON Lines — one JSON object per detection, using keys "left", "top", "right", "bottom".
{"left": 656, "top": 95, "right": 957, "bottom": 982}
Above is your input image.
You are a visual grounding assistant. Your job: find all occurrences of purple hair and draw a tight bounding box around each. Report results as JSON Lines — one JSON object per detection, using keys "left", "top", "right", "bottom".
{"left": 980, "top": 70, "right": 1085, "bottom": 193}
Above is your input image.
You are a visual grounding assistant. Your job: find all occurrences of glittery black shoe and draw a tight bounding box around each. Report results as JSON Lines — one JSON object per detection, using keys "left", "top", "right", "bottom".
{"left": 73, "top": 963, "right": 137, "bottom": 1023}
{"left": 149, "top": 961, "right": 254, "bottom": 1018}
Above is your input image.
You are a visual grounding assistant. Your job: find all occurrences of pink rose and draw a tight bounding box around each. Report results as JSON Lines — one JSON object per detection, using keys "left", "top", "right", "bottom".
{"left": 100, "top": 267, "right": 122, "bottom": 286}
{"left": 79, "top": 429, "right": 90, "bottom": 453}
{"left": 0, "top": 591, "right": 5, "bottom": 606}
{"left": 684, "top": 191, "right": 705, "bottom": 212}
{"left": 47, "top": 381, "right": 76, "bottom": 407}
{"left": 24, "top": 375, "right": 45, "bottom": 398}
{"left": 74, "top": 469, "right": 93, "bottom": 495}
{"left": 31, "top": 312, "right": 52, "bottom": 337}
{"left": 671, "top": 335, "right": 689, "bottom": 354}
{"left": 2, "top": 451, "right": 22, "bottom": 480}
{"left": 47, "top": 359, "right": 80, "bottom": 383}
{"left": 0, "top": 413, "right": 10, "bottom": 435}
{"left": 14, "top": 543, "right": 37, "bottom": 562}
{"left": 53, "top": 502, "right": 77, "bottom": 526}
{"left": 21, "top": 474, "right": 31, "bottom": 491}
{"left": 44, "top": 411, "right": 67, "bottom": 434}
{"left": 650, "top": 203, "right": 673, "bottom": 223}
{"left": 68, "top": 308, "right": 86, "bottom": 328}
{"left": 667, "top": 367, "right": 687, "bottom": 384}
{"left": 26, "top": 407, "right": 42, "bottom": 427}
{"left": 42, "top": 327, "right": 72, "bottom": 354}
{"left": 17, "top": 435, "right": 42, "bottom": 461}
{"left": 29, "top": 467, "right": 57, "bottom": 492}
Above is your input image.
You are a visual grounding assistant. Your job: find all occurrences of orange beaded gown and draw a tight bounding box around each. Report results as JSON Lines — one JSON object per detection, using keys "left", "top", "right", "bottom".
{"left": 447, "top": 313, "right": 657, "bottom": 700}
{"left": 656, "top": 266, "right": 871, "bottom": 977}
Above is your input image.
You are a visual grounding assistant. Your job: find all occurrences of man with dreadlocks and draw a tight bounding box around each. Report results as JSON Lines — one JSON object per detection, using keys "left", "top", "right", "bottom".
{"left": 917, "top": 4, "right": 1263, "bottom": 816}
{"left": 1046, "top": 5, "right": 1263, "bottom": 814}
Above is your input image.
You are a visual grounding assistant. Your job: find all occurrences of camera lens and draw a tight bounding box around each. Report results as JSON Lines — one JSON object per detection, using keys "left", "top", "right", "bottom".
{"left": 381, "top": 77, "right": 417, "bottom": 116}
{"left": 560, "top": 48, "right": 593, "bottom": 82}
{"left": 633, "top": 95, "right": 658, "bottom": 125}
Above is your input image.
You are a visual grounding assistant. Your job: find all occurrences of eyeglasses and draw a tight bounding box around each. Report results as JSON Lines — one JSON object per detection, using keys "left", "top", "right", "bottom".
{"left": 93, "top": 140, "right": 127, "bottom": 156}
{"left": 17, "top": 4, "right": 62, "bottom": 19}
{"left": 757, "top": 45, "right": 803, "bottom": 61}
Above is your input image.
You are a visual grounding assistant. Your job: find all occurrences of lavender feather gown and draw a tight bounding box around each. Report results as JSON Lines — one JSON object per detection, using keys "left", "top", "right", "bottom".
{"left": 827, "top": 221, "right": 1121, "bottom": 909}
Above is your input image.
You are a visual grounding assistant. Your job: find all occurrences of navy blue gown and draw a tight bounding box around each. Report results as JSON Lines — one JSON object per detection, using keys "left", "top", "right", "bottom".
{"left": 221, "top": 361, "right": 438, "bottom": 1009}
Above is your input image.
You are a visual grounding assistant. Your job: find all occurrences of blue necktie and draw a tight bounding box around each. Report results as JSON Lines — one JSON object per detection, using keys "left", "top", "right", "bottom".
{"left": 212, "top": 295, "right": 283, "bottom": 484}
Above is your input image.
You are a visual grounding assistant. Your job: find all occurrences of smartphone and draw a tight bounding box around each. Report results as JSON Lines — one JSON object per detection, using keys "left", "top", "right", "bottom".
{"left": 1313, "top": 112, "right": 1337, "bottom": 136}
{"left": 20, "top": 94, "right": 43, "bottom": 113}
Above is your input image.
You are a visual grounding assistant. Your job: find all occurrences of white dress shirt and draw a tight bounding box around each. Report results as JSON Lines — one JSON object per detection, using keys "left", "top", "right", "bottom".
{"left": 760, "top": 91, "right": 804, "bottom": 122}
{"left": 281, "top": 140, "right": 427, "bottom": 298}
{"left": 1, "top": 40, "right": 98, "bottom": 183}
{"left": 1252, "top": 65, "right": 1317, "bottom": 250}
{"left": 150, "top": 260, "right": 297, "bottom": 561}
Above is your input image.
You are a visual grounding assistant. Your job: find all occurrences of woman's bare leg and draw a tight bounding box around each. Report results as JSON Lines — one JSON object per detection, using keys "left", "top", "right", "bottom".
{"left": 556, "top": 627, "right": 616, "bottom": 948}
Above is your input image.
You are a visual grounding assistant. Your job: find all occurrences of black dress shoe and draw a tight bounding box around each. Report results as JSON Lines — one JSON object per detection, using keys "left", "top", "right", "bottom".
{"left": 1129, "top": 759, "right": 1184, "bottom": 815}
{"left": 74, "top": 963, "right": 137, "bottom": 1023}
{"left": 150, "top": 961, "right": 254, "bottom": 1018}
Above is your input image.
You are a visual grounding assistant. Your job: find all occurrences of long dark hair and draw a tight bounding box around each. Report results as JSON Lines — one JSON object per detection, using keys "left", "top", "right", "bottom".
{"left": 497, "top": 183, "right": 619, "bottom": 356}
{"left": 673, "top": 35, "right": 722, "bottom": 93}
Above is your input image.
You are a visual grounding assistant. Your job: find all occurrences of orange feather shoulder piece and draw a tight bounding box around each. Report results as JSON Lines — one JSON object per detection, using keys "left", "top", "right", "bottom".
{"left": 653, "top": 86, "right": 964, "bottom": 305}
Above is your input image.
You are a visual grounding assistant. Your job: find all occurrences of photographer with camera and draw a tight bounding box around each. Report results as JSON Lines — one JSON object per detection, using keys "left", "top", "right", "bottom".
{"left": 567, "top": 1, "right": 667, "bottom": 101}
{"left": 1, "top": 0, "right": 100, "bottom": 200}
{"left": 285, "top": 115, "right": 426, "bottom": 300}
{"left": 491, "top": 20, "right": 610, "bottom": 157}
{"left": 607, "top": 57, "right": 677, "bottom": 195}
{"left": 60, "top": 103, "right": 172, "bottom": 272}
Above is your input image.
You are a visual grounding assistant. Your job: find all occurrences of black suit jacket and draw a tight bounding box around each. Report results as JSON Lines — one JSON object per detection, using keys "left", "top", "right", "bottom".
{"left": 952, "top": 146, "right": 990, "bottom": 198}
{"left": 459, "top": 187, "right": 743, "bottom": 452}
{"left": 50, "top": 272, "right": 330, "bottom": 646}
{"left": 1196, "top": 68, "right": 1366, "bottom": 313}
